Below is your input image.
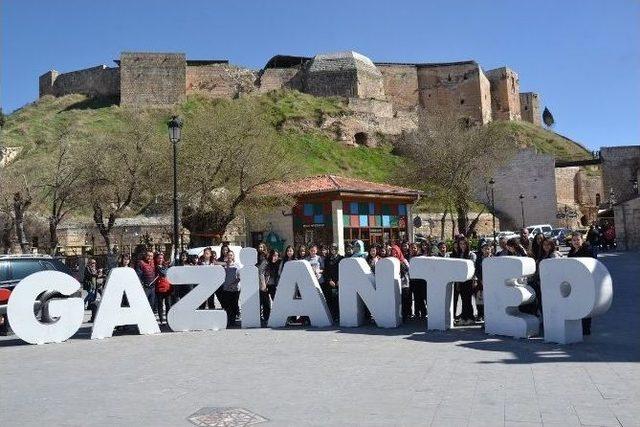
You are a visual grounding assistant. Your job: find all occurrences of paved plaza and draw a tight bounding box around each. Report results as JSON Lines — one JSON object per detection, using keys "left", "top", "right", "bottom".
{"left": 1, "top": 251, "right": 638, "bottom": 427}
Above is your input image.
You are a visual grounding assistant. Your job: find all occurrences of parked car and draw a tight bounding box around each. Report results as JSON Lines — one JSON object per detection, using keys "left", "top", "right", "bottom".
{"left": 0, "top": 254, "right": 77, "bottom": 322}
{"left": 527, "top": 224, "right": 554, "bottom": 237}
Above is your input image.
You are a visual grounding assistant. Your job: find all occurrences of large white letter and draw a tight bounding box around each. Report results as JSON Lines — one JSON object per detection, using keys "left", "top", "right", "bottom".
{"left": 166, "top": 265, "right": 227, "bottom": 331}
{"left": 239, "top": 247, "right": 261, "bottom": 328}
{"left": 267, "top": 260, "right": 332, "bottom": 328}
{"left": 8, "top": 271, "right": 84, "bottom": 345}
{"left": 91, "top": 267, "right": 160, "bottom": 339}
{"left": 484, "top": 256, "right": 538, "bottom": 339}
{"left": 410, "top": 257, "right": 474, "bottom": 330}
{"left": 339, "top": 257, "right": 401, "bottom": 327}
{"left": 540, "top": 258, "right": 613, "bottom": 344}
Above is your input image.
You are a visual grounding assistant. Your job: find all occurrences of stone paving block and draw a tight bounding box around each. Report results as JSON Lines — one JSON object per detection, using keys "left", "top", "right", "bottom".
{"left": 504, "top": 401, "right": 542, "bottom": 423}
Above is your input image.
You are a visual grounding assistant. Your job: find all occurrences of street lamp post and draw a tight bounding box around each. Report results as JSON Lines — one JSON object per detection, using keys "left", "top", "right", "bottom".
{"left": 489, "top": 178, "right": 497, "bottom": 251}
{"left": 167, "top": 116, "right": 183, "bottom": 265}
{"left": 519, "top": 194, "right": 526, "bottom": 228}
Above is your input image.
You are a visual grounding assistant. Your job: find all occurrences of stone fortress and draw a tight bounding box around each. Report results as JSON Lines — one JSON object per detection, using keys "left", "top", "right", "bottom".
{"left": 39, "top": 51, "right": 542, "bottom": 147}
{"left": 37, "top": 51, "right": 639, "bottom": 236}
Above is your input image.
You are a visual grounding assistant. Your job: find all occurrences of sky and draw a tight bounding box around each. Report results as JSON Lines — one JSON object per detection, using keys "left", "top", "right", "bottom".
{"left": 2, "top": 0, "right": 639, "bottom": 150}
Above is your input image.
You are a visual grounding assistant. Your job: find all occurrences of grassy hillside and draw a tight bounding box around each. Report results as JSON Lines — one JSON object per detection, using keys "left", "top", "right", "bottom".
{"left": 2, "top": 90, "right": 590, "bottom": 185}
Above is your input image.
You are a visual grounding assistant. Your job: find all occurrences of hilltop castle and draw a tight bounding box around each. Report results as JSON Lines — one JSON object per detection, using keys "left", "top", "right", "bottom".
{"left": 39, "top": 51, "right": 542, "bottom": 146}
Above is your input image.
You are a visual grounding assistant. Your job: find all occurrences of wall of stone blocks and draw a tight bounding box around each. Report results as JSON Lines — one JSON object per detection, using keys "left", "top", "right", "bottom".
{"left": 481, "top": 149, "right": 558, "bottom": 230}
{"left": 600, "top": 146, "right": 640, "bottom": 205}
{"left": 120, "top": 52, "right": 186, "bottom": 106}
{"left": 39, "top": 66, "right": 120, "bottom": 99}
{"left": 258, "top": 68, "right": 304, "bottom": 92}
{"left": 377, "top": 65, "right": 419, "bottom": 111}
{"left": 555, "top": 166, "right": 580, "bottom": 206}
{"left": 355, "top": 69, "right": 386, "bottom": 100}
{"left": 519, "top": 92, "right": 541, "bottom": 126}
{"left": 614, "top": 197, "right": 640, "bottom": 251}
{"left": 415, "top": 212, "right": 500, "bottom": 239}
{"left": 486, "top": 67, "right": 521, "bottom": 121}
{"left": 305, "top": 69, "right": 359, "bottom": 98}
{"left": 186, "top": 64, "right": 258, "bottom": 98}
{"left": 575, "top": 169, "right": 603, "bottom": 206}
{"left": 417, "top": 62, "right": 492, "bottom": 125}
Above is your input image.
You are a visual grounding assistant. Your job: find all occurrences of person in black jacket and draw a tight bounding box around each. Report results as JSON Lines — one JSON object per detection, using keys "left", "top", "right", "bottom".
{"left": 568, "top": 232, "right": 596, "bottom": 335}
{"left": 322, "top": 244, "right": 342, "bottom": 322}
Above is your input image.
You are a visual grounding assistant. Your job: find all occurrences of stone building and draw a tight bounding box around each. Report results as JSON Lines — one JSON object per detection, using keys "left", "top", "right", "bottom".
{"left": 250, "top": 175, "right": 422, "bottom": 254}
{"left": 519, "top": 92, "right": 541, "bottom": 126}
{"left": 485, "top": 67, "right": 521, "bottom": 121}
{"left": 614, "top": 197, "right": 640, "bottom": 251}
{"left": 600, "top": 146, "right": 640, "bottom": 205}
{"left": 477, "top": 149, "right": 559, "bottom": 230}
{"left": 39, "top": 50, "right": 544, "bottom": 128}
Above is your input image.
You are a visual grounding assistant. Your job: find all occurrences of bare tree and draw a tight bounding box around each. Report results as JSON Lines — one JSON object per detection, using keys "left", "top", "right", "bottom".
{"left": 396, "top": 109, "right": 517, "bottom": 237}
{"left": 76, "top": 111, "right": 159, "bottom": 249}
{"left": 13, "top": 181, "right": 33, "bottom": 253}
{"left": 39, "top": 133, "right": 84, "bottom": 254}
{"left": 169, "top": 98, "right": 295, "bottom": 246}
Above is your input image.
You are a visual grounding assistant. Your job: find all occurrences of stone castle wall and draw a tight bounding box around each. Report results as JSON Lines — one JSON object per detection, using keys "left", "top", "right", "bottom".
{"left": 376, "top": 64, "right": 419, "bottom": 111}
{"left": 519, "top": 92, "right": 541, "bottom": 125}
{"left": 120, "top": 52, "right": 186, "bottom": 106}
{"left": 416, "top": 62, "right": 492, "bottom": 125}
{"left": 555, "top": 166, "right": 580, "bottom": 206}
{"left": 486, "top": 67, "right": 521, "bottom": 121}
{"left": 481, "top": 148, "right": 558, "bottom": 229}
{"left": 600, "top": 146, "right": 640, "bottom": 205}
{"left": 39, "top": 65, "right": 119, "bottom": 99}
{"left": 186, "top": 64, "right": 258, "bottom": 98}
{"left": 258, "top": 68, "right": 304, "bottom": 92}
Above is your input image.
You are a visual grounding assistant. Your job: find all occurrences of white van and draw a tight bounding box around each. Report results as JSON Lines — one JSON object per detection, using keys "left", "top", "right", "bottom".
{"left": 527, "top": 224, "right": 553, "bottom": 237}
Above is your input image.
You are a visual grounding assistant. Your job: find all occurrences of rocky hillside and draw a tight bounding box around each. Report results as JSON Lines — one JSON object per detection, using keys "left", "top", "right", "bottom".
{"left": 1, "top": 90, "right": 591, "bottom": 181}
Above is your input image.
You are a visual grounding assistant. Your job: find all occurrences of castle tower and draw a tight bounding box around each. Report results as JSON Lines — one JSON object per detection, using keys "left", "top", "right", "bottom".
{"left": 416, "top": 61, "right": 492, "bottom": 125}
{"left": 304, "top": 51, "right": 385, "bottom": 100}
{"left": 520, "top": 92, "right": 541, "bottom": 126}
{"left": 485, "top": 67, "right": 521, "bottom": 121}
{"left": 39, "top": 70, "right": 60, "bottom": 97}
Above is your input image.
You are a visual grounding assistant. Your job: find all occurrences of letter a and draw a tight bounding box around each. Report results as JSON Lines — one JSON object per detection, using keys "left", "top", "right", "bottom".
{"left": 91, "top": 267, "right": 160, "bottom": 339}
{"left": 267, "top": 260, "right": 332, "bottom": 328}
{"left": 339, "top": 257, "right": 401, "bottom": 327}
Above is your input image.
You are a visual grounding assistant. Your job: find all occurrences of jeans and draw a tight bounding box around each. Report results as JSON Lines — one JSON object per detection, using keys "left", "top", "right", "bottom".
{"left": 156, "top": 291, "right": 172, "bottom": 322}
{"left": 410, "top": 279, "right": 427, "bottom": 318}
{"left": 459, "top": 280, "right": 474, "bottom": 321}
{"left": 401, "top": 287, "right": 412, "bottom": 322}
{"left": 144, "top": 286, "right": 156, "bottom": 312}
{"left": 260, "top": 290, "right": 271, "bottom": 321}
{"left": 221, "top": 290, "right": 240, "bottom": 327}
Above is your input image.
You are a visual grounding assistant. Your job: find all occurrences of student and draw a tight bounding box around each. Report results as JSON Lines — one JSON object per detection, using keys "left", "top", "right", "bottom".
{"left": 390, "top": 244, "right": 412, "bottom": 322}
{"left": 452, "top": 237, "right": 476, "bottom": 325}
{"left": 257, "top": 245, "right": 271, "bottom": 322}
{"left": 198, "top": 247, "right": 216, "bottom": 309}
{"left": 279, "top": 245, "right": 296, "bottom": 276}
{"left": 568, "top": 232, "right": 596, "bottom": 335}
{"left": 351, "top": 240, "right": 367, "bottom": 258}
{"left": 296, "top": 244, "right": 308, "bottom": 260}
{"left": 265, "top": 250, "right": 281, "bottom": 302}
{"left": 154, "top": 253, "right": 172, "bottom": 324}
{"left": 496, "top": 237, "right": 509, "bottom": 256}
{"left": 408, "top": 242, "right": 426, "bottom": 319}
{"left": 322, "top": 244, "right": 342, "bottom": 322}
{"left": 366, "top": 244, "right": 380, "bottom": 272}
{"left": 220, "top": 251, "right": 241, "bottom": 328}
{"left": 435, "top": 241, "right": 448, "bottom": 258}
{"left": 474, "top": 242, "right": 492, "bottom": 321}
{"left": 136, "top": 251, "right": 157, "bottom": 309}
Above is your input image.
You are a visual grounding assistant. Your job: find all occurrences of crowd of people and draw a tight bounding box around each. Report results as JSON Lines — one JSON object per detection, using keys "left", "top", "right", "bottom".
{"left": 81, "top": 228, "right": 597, "bottom": 335}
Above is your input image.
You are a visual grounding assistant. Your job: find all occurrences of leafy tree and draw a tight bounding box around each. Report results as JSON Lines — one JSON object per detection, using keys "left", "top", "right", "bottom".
{"left": 396, "top": 109, "right": 518, "bottom": 236}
